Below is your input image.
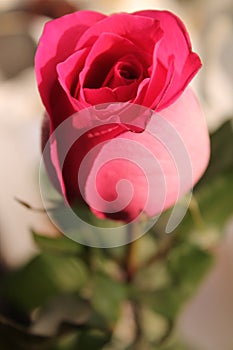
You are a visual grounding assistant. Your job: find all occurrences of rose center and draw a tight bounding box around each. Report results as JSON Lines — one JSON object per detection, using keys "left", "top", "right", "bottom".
{"left": 119, "top": 66, "right": 138, "bottom": 80}
{"left": 102, "top": 59, "right": 143, "bottom": 89}
{"left": 82, "top": 53, "right": 144, "bottom": 92}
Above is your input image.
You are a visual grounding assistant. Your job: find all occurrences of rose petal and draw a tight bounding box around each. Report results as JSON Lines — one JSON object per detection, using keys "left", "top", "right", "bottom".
{"left": 83, "top": 87, "right": 117, "bottom": 104}
{"left": 76, "top": 32, "right": 150, "bottom": 106}
{"left": 103, "top": 56, "right": 144, "bottom": 89}
{"left": 84, "top": 81, "right": 139, "bottom": 105}
{"left": 76, "top": 13, "right": 163, "bottom": 56}
{"left": 41, "top": 113, "right": 67, "bottom": 199}
{"left": 79, "top": 32, "right": 150, "bottom": 93}
{"left": 142, "top": 49, "right": 175, "bottom": 108}
{"left": 57, "top": 48, "right": 90, "bottom": 110}
{"left": 62, "top": 123, "right": 129, "bottom": 203}
{"left": 113, "top": 82, "right": 140, "bottom": 101}
{"left": 157, "top": 52, "right": 201, "bottom": 110}
{"left": 134, "top": 10, "right": 192, "bottom": 70}
{"left": 84, "top": 88, "right": 210, "bottom": 221}
{"left": 35, "top": 10, "right": 106, "bottom": 128}
{"left": 134, "top": 10, "right": 202, "bottom": 110}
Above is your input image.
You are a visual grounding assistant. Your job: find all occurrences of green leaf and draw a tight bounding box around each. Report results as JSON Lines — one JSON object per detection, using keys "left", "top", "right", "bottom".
{"left": 167, "top": 244, "right": 213, "bottom": 288}
{"left": 32, "top": 232, "right": 82, "bottom": 255}
{"left": 143, "top": 289, "right": 182, "bottom": 320}
{"left": 195, "top": 173, "right": 233, "bottom": 229}
{"left": 91, "top": 274, "right": 126, "bottom": 325}
{"left": 31, "top": 295, "right": 91, "bottom": 337}
{"left": 76, "top": 329, "right": 111, "bottom": 350}
{"left": 51, "top": 332, "right": 79, "bottom": 350}
{"left": 141, "top": 244, "right": 213, "bottom": 320}
{"left": 198, "top": 119, "right": 233, "bottom": 187}
{"left": 0, "top": 315, "right": 52, "bottom": 350}
{"left": 2, "top": 253, "right": 88, "bottom": 311}
{"left": 192, "top": 119, "right": 233, "bottom": 230}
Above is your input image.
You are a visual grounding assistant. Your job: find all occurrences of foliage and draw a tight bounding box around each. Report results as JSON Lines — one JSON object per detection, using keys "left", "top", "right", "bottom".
{"left": 0, "top": 119, "right": 232, "bottom": 349}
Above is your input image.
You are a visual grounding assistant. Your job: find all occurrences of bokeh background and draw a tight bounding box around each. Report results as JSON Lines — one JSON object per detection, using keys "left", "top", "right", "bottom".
{"left": 0, "top": 1, "right": 233, "bottom": 349}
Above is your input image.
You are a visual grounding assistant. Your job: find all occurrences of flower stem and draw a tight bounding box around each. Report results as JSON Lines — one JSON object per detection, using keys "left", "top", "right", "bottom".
{"left": 125, "top": 223, "right": 140, "bottom": 282}
{"left": 155, "top": 319, "right": 173, "bottom": 346}
{"left": 189, "top": 196, "right": 206, "bottom": 230}
{"left": 131, "top": 301, "right": 144, "bottom": 350}
{"left": 141, "top": 233, "right": 177, "bottom": 270}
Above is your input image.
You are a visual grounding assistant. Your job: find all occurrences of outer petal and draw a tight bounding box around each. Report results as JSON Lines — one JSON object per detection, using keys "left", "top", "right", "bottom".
{"left": 42, "top": 113, "right": 130, "bottom": 205}
{"left": 84, "top": 88, "right": 210, "bottom": 221}
{"left": 62, "top": 123, "right": 129, "bottom": 203}
{"left": 134, "top": 10, "right": 192, "bottom": 71}
{"left": 157, "top": 52, "right": 201, "bottom": 110}
{"left": 134, "top": 10, "right": 202, "bottom": 110}
{"left": 57, "top": 48, "right": 90, "bottom": 110}
{"left": 76, "top": 13, "right": 162, "bottom": 56}
{"left": 41, "top": 113, "right": 67, "bottom": 199}
{"left": 35, "top": 11, "right": 106, "bottom": 128}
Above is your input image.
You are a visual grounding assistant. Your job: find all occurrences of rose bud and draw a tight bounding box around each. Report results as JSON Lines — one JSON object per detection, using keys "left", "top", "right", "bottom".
{"left": 35, "top": 10, "right": 209, "bottom": 223}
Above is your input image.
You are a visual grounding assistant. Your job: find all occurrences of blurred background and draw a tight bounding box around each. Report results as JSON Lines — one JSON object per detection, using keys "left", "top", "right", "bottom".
{"left": 0, "top": 0, "right": 233, "bottom": 349}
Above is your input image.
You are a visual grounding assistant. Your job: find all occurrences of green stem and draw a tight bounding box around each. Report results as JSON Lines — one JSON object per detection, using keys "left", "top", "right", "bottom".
{"left": 131, "top": 301, "right": 144, "bottom": 350}
{"left": 141, "top": 233, "right": 177, "bottom": 270}
{"left": 155, "top": 319, "right": 173, "bottom": 346}
{"left": 124, "top": 223, "right": 144, "bottom": 347}
{"left": 125, "top": 223, "right": 140, "bottom": 282}
{"left": 189, "top": 196, "right": 206, "bottom": 230}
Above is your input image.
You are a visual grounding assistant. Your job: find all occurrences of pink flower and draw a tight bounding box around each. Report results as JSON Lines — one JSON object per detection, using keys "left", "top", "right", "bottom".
{"left": 35, "top": 10, "right": 209, "bottom": 222}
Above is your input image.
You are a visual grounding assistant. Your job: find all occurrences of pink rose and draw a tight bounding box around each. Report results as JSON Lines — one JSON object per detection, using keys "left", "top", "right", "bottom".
{"left": 35, "top": 10, "right": 209, "bottom": 222}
